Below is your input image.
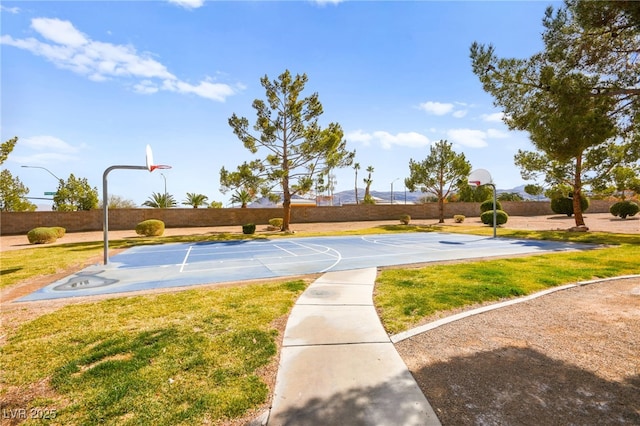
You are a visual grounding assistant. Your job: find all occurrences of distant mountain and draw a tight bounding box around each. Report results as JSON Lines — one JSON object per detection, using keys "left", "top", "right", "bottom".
{"left": 248, "top": 185, "right": 547, "bottom": 207}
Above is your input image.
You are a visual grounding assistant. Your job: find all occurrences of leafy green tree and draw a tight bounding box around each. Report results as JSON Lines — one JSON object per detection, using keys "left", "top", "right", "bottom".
{"left": 224, "top": 70, "right": 354, "bottom": 232}
{"left": 405, "top": 140, "right": 471, "bottom": 223}
{"left": 1, "top": 136, "right": 18, "bottom": 164}
{"left": 53, "top": 174, "right": 98, "bottom": 211}
{"left": 456, "top": 184, "right": 493, "bottom": 203}
{"left": 362, "top": 166, "right": 375, "bottom": 204}
{"left": 524, "top": 184, "right": 544, "bottom": 200}
{"left": 182, "top": 192, "right": 209, "bottom": 208}
{"left": 544, "top": 184, "right": 574, "bottom": 201}
{"left": 220, "top": 161, "right": 264, "bottom": 205}
{"left": 142, "top": 192, "right": 177, "bottom": 208}
{"left": 471, "top": 32, "right": 626, "bottom": 227}
{"left": 498, "top": 192, "right": 524, "bottom": 202}
{"left": 0, "top": 169, "right": 37, "bottom": 211}
{"left": 590, "top": 164, "right": 640, "bottom": 200}
{"left": 542, "top": 1, "right": 640, "bottom": 137}
{"left": 0, "top": 137, "right": 37, "bottom": 211}
{"left": 208, "top": 200, "right": 223, "bottom": 209}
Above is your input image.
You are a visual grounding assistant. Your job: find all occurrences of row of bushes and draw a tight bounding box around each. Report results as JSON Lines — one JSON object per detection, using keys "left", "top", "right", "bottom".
{"left": 26, "top": 200, "right": 639, "bottom": 243}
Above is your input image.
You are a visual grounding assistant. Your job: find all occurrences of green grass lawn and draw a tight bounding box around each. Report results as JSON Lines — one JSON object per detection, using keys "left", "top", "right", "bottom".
{"left": 2, "top": 225, "right": 638, "bottom": 424}
{"left": 2, "top": 281, "right": 307, "bottom": 425}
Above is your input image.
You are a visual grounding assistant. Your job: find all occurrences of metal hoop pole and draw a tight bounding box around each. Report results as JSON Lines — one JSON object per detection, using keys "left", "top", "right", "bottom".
{"left": 103, "top": 165, "right": 148, "bottom": 265}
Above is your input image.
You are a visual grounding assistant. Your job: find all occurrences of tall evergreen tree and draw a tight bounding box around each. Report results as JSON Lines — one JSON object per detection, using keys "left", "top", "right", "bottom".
{"left": 224, "top": 70, "right": 354, "bottom": 232}
{"left": 405, "top": 140, "right": 471, "bottom": 223}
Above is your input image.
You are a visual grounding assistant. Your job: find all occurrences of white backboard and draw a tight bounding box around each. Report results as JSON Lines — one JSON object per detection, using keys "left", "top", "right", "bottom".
{"left": 468, "top": 168, "right": 493, "bottom": 186}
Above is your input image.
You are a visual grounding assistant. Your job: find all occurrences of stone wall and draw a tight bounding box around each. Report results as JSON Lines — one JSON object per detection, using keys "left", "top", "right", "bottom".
{"left": 0, "top": 200, "right": 613, "bottom": 235}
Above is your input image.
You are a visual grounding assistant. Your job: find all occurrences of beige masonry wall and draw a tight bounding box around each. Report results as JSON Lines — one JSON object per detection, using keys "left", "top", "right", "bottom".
{"left": 0, "top": 200, "right": 613, "bottom": 235}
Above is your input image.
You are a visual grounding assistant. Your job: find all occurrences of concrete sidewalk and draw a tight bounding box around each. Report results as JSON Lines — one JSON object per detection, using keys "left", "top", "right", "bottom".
{"left": 266, "top": 267, "right": 441, "bottom": 425}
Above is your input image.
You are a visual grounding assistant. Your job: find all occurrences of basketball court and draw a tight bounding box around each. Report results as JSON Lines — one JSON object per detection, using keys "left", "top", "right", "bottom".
{"left": 18, "top": 232, "right": 594, "bottom": 302}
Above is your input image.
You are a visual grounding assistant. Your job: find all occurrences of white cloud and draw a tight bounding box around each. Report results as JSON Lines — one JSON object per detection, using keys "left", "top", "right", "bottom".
{"left": 446, "top": 129, "right": 489, "bottom": 148}
{"left": 312, "top": 0, "right": 344, "bottom": 5}
{"left": 481, "top": 112, "right": 504, "bottom": 123}
{"left": 1, "top": 18, "right": 240, "bottom": 102}
{"left": 446, "top": 128, "right": 509, "bottom": 148}
{"left": 1, "top": 5, "right": 20, "bottom": 14}
{"left": 133, "top": 80, "right": 160, "bottom": 94}
{"left": 167, "top": 0, "right": 205, "bottom": 9}
{"left": 23, "top": 135, "right": 82, "bottom": 153}
{"left": 418, "top": 101, "right": 454, "bottom": 116}
{"left": 348, "top": 130, "right": 430, "bottom": 149}
{"left": 418, "top": 100, "right": 468, "bottom": 118}
{"left": 162, "top": 79, "right": 238, "bottom": 102}
{"left": 346, "top": 130, "right": 373, "bottom": 146}
{"left": 374, "top": 131, "right": 430, "bottom": 149}
{"left": 13, "top": 136, "right": 85, "bottom": 166}
{"left": 31, "top": 17, "right": 88, "bottom": 47}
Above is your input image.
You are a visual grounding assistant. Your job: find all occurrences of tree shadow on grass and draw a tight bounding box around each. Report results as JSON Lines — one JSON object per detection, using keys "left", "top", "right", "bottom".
{"left": 410, "top": 346, "right": 640, "bottom": 425}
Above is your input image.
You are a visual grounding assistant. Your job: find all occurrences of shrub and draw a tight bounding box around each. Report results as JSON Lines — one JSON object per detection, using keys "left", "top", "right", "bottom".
{"left": 480, "top": 199, "right": 503, "bottom": 213}
{"left": 51, "top": 226, "right": 66, "bottom": 238}
{"left": 480, "top": 210, "right": 509, "bottom": 226}
{"left": 454, "top": 215, "right": 465, "bottom": 223}
{"left": 242, "top": 223, "right": 256, "bottom": 234}
{"left": 268, "top": 218, "right": 283, "bottom": 229}
{"left": 27, "top": 227, "right": 59, "bottom": 244}
{"left": 610, "top": 200, "right": 639, "bottom": 219}
{"left": 551, "top": 196, "right": 590, "bottom": 217}
{"left": 135, "top": 219, "right": 165, "bottom": 237}
{"left": 399, "top": 214, "right": 411, "bottom": 225}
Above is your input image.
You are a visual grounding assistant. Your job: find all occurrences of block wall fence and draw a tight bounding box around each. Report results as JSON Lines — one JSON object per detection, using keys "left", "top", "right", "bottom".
{"left": 0, "top": 200, "right": 613, "bottom": 236}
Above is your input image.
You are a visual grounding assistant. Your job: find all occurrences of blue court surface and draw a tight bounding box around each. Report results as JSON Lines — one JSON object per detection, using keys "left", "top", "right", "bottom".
{"left": 18, "top": 232, "right": 594, "bottom": 302}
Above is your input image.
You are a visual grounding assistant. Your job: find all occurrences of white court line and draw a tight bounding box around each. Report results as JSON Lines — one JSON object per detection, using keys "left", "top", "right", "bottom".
{"left": 287, "top": 241, "right": 340, "bottom": 259}
{"left": 360, "top": 235, "right": 449, "bottom": 251}
{"left": 273, "top": 244, "right": 298, "bottom": 257}
{"left": 179, "top": 246, "right": 193, "bottom": 273}
{"left": 179, "top": 255, "right": 341, "bottom": 274}
{"left": 292, "top": 241, "right": 342, "bottom": 273}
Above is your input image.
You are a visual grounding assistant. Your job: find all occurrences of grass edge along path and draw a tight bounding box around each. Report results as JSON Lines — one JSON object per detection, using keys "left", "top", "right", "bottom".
{"left": 1, "top": 280, "right": 307, "bottom": 425}
{"left": 375, "top": 239, "right": 640, "bottom": 334}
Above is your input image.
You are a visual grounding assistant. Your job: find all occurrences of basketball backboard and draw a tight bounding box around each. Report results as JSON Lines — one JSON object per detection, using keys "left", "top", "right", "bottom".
{"left": 468, "top": 168, "right": 493, "bottom": 186}
{"left": 146, "top": 144, "right": 171, "bottom": 172}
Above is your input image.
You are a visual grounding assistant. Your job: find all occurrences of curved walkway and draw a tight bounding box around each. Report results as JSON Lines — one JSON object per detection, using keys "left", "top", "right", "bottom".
{"left": 266, "top": 267, "right": 441, "bottom": 426}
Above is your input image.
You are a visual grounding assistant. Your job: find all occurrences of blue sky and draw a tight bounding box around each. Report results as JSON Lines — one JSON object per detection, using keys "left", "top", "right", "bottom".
{"left": 1, "top": 0, "right": 560, "bottom": 207}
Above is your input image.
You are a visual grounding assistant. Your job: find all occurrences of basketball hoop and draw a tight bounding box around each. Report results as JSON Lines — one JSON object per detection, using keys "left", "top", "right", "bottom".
{"left": 149, "top": 164, "right": 172, "bottom": 171}
{"left": 146, "top": 145, "right": 172, "bottom": 172}
{"left": 467, "top": 168, "right": 498, "bottom": 239}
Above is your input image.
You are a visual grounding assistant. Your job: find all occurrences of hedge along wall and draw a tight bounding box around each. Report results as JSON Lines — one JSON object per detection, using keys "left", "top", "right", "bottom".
{"left": 0, "top": 200, "right": 613, "bottom": 235}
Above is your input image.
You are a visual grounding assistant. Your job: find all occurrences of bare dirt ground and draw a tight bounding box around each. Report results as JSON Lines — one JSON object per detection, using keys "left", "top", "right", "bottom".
{"left": 1, "top": 213, "right": 639, "bottom": 425}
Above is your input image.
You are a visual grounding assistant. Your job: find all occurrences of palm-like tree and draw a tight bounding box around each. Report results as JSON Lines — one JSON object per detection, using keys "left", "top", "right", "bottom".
{"left": 353, "top": 162, "right": 360, "bottom": 204}
{"left": 363, "top": 166, "right": 374, "bottom": 204}
{"left": 142, "top": 192, "right": 177, "bottom": 208}
{"left": 230, "top": 189, "right": 255, "bottom": 208}
{"left": 182, "top": 192, "right": 209, "bottom": 208}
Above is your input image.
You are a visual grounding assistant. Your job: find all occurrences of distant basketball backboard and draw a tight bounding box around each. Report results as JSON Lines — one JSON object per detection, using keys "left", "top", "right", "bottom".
{"left": 146, "top": 144, "right": 171, "bottom": 172}
{"left": 468, "top": 168, "right": 493, "bottom": 186}
{"left": 146, "top": 144, "right": 154, "bottom": 171}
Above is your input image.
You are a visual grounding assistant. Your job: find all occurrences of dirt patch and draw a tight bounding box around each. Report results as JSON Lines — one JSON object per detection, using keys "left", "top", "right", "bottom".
{"left": 397, "top": 277, "right": 640, "bottom": 425}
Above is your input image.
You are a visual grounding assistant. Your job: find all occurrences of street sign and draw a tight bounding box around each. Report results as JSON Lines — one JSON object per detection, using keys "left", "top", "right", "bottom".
{"left": 44, "top": 192, "right": 56, "bottom": 195}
